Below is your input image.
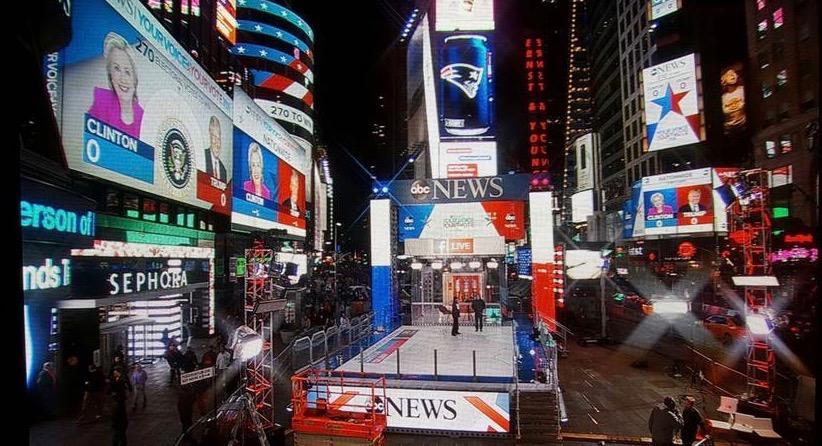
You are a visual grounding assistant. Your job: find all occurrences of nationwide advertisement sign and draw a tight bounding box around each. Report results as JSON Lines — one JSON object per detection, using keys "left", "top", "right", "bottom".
{"left": 720, "top": 62, "right": 746, "bottom": 135}
{"left": 642, "top": 53, "right": 704, "bottom": 152}
{"left": 232, "top": 90, "right": 307, "bottom": 236}
{"left": 72, "top": 257, "right": 210, "bottom": 298}
{"left": 312, "top": 386, "right": 509, "bottom": 433}
{"left": 630, "top": 168, "right": 734, "bottom": 236}
{"left": 435, "top": 0, "right": 495, "bottom": 31}
{"left": 438, "top": 33, "right": 495, "bottom": 140}
{"left": 398, "top": 201, "right": 525, "bottom": 241}
{"left": 389, "top": 174, "right": 530, "bottom": 204}
{"left": 58, "top": 0, "right": 234, "bottom": 215}
{"left": 649, "top": 0, "right": 681, "bottom": 21}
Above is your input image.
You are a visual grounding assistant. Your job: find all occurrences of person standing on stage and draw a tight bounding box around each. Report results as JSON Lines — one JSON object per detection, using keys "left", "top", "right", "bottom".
{"left": 451, "top": 300, "right": 461, "bottom": 336}
{"left": 471, "top": 295, "right": 486, "bottom": 332}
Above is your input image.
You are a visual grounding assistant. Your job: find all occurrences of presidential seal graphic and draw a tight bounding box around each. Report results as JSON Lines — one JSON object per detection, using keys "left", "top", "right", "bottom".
{"left": 158, "top": 118, "right": 193, "bottom": 190}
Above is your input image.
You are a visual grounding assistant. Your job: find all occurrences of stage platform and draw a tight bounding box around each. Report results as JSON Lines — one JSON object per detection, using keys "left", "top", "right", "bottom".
{"left": 335, "top": 325, "right": 515, "bottom": 380}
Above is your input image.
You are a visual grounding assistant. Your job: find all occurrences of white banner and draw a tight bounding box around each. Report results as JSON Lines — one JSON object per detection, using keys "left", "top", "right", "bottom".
{"left": 574, "top": 133, "right": 596, "bottom": 191}
{"left": 315, "top": 386, "right": 510, "bottom": 433}
{"left": 254, "top": 99, "right": 314, "bottom": 134}
{"left": 180, "top": 366, "right": 214, "bottom": 386}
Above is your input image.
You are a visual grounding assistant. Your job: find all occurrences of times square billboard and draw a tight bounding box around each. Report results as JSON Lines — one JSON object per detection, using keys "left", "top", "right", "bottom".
{"left": 412, "top": 4, "right": 498, "bottom": 179}
{"left": 55, "top": 0, "right": 235, "bottom": 215}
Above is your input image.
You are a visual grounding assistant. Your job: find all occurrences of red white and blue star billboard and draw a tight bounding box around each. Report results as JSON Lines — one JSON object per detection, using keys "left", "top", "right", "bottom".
{"left": 642, "top": 53, "right": 705, "bottom": 152}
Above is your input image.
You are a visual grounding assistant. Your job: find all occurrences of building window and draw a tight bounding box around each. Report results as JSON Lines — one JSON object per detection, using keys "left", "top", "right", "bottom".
{"left": 773, "top": 8, "right": 783, "bottom": 29}
{"left": 765, "top": 109, "right": 776, "bottom": 126}
{"left": 776, "top": 69, "right": 788, "bottom": 89}
{"left": 123, "top": 194, "right": 140, "bottom": 218}
{"left": 765, "top": 140, "right": 777, "bottom": 158}
{"left": 757, "top": 20, "right": 768, "bottom": 40}
{"left": 779, "top": 134, "right": 793, "bottom": 154}
{"left": 800, "top": 90, "right": 816, "bottom": 112}
{"left": 758, "top": 52, "right": 770, "bottom": 69}
{"left": 757, "top": 0, "right": 766, "bottom": 11}
{"left": 778, "top": 103, "right": 790, "bottom": 121}
{"left": 772, "top": 42, "right": 784, "bottom": 61}
{"left": 762, "top": 82, "right": 773, "bottom": 98}
{"left": 799, "top": 22, "right": 810, "bottom": 41}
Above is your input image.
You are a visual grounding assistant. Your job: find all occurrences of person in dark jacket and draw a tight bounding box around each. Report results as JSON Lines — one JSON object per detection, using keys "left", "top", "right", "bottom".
{"left": 77, "top": 364, "right": 105, "bottom": 423}
{"left": 36, "top": 362, "right": 57, "bottom": 418}
{"left": 471, "top": 296, "right": 487, "bottom": 332}
{"left": 681, "top": 396, "right": 707, "bottom": 445}
{"left": 110, "top": 367, "right": 131, "bottom": 446}
{"left": 648, "top": 396, "right": 683, "bottom": 446}
{"left": 181, "top": 348, "right": 199, "bottom": 373}
{"left": 164, "top": 345, "right": 183, "bottom": 384}
{"left": 451, "top": 300, "right": 461, "bottom": 336}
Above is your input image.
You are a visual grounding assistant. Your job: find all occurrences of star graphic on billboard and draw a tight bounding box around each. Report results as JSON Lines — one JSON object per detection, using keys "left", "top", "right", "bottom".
{"left": 652, "top": 84, "right": 690, "bottom": 120}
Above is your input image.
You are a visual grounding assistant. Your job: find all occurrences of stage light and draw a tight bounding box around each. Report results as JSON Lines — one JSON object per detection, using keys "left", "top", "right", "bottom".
{"left": 231, "top": 325, "right": 263, "bottom": 361}
{"left": 450, "top": 261, "right": 464, "bottom": 270}
{"left": 410, "top": 262, "right": 423, "bottom": 270}
{"left": 468, "top": 261, "right": 482, "bottom": 269}
{"left": 372, "top": 187, "right": 379, "bottom": 194}
{"left": 408, "top": 157, "right": 415, "bottom": 163}
{"left": 652, "top": 300, "right": 689, "bottom": 315}
{"left": 747, "top": 314, "right": 774, "bottom": 335}
{"left": 381, "top": 186, "right": 389, "bottom": 193}
{"left": 487, "top": 260, "right": 499, "bottom": 269}
{"left": 431, "top": 262, "right": 443, "bottom": 270}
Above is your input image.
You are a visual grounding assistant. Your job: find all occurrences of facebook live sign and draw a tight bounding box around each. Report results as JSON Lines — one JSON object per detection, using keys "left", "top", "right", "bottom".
{"left": 180, "top": 367, "right": 214, "bottom": 386}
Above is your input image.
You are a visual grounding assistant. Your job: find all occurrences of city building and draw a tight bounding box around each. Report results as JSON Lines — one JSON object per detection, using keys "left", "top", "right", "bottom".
{"left": 745, "top": 0, "right": 819, "bottom": 228}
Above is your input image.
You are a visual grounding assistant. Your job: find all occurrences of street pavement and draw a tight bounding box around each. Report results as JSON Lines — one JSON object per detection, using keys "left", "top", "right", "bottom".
{"left": 29, "top": 337, "right": 222, "bottom": 446}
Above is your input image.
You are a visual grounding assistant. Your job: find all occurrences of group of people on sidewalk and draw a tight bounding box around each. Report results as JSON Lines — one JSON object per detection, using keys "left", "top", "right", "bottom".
{"left": 648, "top": 395, "right": 707, "bottom": 446}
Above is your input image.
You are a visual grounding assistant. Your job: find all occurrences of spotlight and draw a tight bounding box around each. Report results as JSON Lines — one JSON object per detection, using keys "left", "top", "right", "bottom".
{"left": 408, "top": 157, "right": 415, "bottom": 163}
{"left": 410, "top": 262, "right": 423, "bottom": 270}
{"left": 747, "top": 314, "right": 774, "bottom": 335}
{"left": 372, "top": 187, "right": 379, "bottom": 194}
{"left": 450, "top": 261, "right": 464, "bottom": 270}
{"left": 381, "top": 186, "right": 389, "bottom": 194}
{"left": 431, "top": 262, "right": 443, "bottom": 270}
{"left": 486, "top": 260, "right": 499, "bottom": 269}
{"left": 230, "top": 325, "right": 263, "bottom": 361}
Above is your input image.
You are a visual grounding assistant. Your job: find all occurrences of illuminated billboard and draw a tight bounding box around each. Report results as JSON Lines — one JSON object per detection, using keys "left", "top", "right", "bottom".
{"left": 642, "top": 53, "right": 704, "bottom": 152}
{"left": 630, "top": 168, "right": 734, "bottom": 236}
{"left": 398, "top": 201, "right": 525, "bottom": 241}
{"left": 565, "top": 250, "right": 603, "bottom": 280}
{"left": 58, "top": 0, "right": 233, "bottom": 215}
{"left": 438, "top": 141, "right": 497, "bottom": 178}
{"left": 438, "top": 33, "right": 495, "bottom": 140}
{"left": 435, "top": 0, "right": 495, "bottom": 31}
{"left": 720, "top": 62, "right": 746, "bottom": 134}
{"left": 232, "top": 90, "right": 307, "bottom": 236}
{"left": 571, "top": 190, "right": 595, "bottom": 223}
{"left": 574, "top": 133, "right": 596, "bottom": 191}
{"left": 216, "top": 0, "right": 238, "bottom": 45}
{"left": 649, "top": 0, "right": 681, "bottom": 21}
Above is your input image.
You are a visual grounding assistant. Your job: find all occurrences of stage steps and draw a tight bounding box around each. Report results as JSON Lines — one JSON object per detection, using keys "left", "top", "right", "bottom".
{"left": 516, "top": 390, "right": 560, "bottom": 444}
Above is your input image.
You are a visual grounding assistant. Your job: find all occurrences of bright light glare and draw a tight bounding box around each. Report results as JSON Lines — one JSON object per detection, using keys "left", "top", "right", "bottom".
{"left": 486, "top": 260, "right": 499, "bottom": 269}
{"left": 468, "top": 261, "right": 482, "bottom": 269}
{"left": 431, "top": 262, "right": 443, "bottom": 270}
{"left": 747, "top": 314, "right": 773, "bottom": 335}
{"left": 653, "top": 300, "right": 689, "bottom": 314}
{"left": 410, "top": 262, "right": 423, "bottom": 270}
{"left": 450, "top": 261, "right": 464, "bottom": 270}
{"left": 239, "top": 338, "right": 263, "bottom": 360}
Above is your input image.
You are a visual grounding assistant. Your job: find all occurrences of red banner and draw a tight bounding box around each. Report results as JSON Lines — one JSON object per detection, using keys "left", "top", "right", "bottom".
{"left": 196, "top": 170, "right": 231, "bottom": 215}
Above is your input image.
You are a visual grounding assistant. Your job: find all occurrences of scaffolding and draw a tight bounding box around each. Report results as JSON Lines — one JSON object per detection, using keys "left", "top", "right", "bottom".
{"left": 245, "top": 241, "right": 275, "bottom": 429}
{"left": 727, "top": 169, "right": 775, "bottom": 410}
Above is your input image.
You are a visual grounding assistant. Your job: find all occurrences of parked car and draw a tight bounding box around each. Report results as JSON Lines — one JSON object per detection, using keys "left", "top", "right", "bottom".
{"left": 701, "top": 314, "right": 747, "bottom": 345}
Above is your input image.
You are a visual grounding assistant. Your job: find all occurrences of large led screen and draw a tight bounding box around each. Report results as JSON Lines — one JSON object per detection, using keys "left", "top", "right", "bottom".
{"left": 58, "top": 0, "right": 233, "bottom": 215}
{"left": 398, "top": 201, "right": 525, "bottom": 241}
{"left": 642, "top": 53, "right": 704, "bottom": 152}
{"left": 571, "top": 190, "right": 594, "bottom": 223}
{"left": 232, "top": 90, "right": 307, "bottom": 236}
{"left": 435, "top": 0, "right": 495, "bottom": 31}
{"left": 565, "top": 250, "right": 603, "bottom": 280}
{"left": 632, "top": 168, "right": 734, "bottom": 236}
{"left": 438, "top": 33, "right": 495, "bottom": 140}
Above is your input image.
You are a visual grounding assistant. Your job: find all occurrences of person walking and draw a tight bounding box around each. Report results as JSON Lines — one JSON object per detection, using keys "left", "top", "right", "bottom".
{"left": 130, "top": 363, "right": 147, "bottom": 411}
{"left": 201, "top": 346, "right": 217, "bottom": 369}
{"left": 471, "top": 296, "right": 486, "bottom": 332}
{"left": 164, "top": 345, "right": 180, "bottom": 384}
{"left": 681, "top": 396, "right": 707, "bottom": 446}
{"left": 451, "top": 300, "right": 461, "bottom": 336}
{"left": 160, "top": 328, "right": 170, "bottom": 349}
{"left": 77, "top": 364, "right": 105, "bottom": 423}
{"left": 648, "top": 396, "right": 683, "bottom": 446}
{"left": 181, "top": 348, "right": 199, "bottom": 374}
{"left": 110, "top": 367, "right": 131, "bottom": 446}
{"left": 36, "top": 362, "right": 57, "bottom": 418}
{"left": 177, "top": 385, "right": 196, "bottom": 435}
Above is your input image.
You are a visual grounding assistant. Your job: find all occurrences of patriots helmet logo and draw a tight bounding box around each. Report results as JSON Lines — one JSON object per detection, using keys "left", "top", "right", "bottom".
{"left": 440, "top": 63, "right": 484, "bottom": 99}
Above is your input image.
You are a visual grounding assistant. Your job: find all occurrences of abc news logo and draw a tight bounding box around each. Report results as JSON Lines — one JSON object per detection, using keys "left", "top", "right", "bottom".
{"left": 410, "top": 180, "right": 432, "bottom": 200}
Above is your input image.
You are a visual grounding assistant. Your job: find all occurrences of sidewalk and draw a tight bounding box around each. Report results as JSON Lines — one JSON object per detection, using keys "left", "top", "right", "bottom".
{"left": 29, "top": 337, "right": 221, "bottom": 446}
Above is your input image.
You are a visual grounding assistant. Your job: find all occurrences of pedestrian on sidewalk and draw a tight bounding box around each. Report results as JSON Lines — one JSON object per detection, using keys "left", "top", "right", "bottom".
{"left": 451, "top": 300, "right": 461, "bottom": 336}
{"left": 130, "top": 363, "right": 147, "bottom": 411}
{"left": 36, "top": 361, "right": 57, "bottom": 418}
{"left": 471, "top": 295, "right": 486, "bottom": 332}
{"left": 648, "top": 396, "right": 683, "bottom": 446}
{"left": 181, "top": 348, "right": 199, "bottom": 373}
{"left": 201, "top": 345, "right": 217, "bottom": 369}
{"left": 110, "top": 367, "right": 131, "bottom": 446}
{"left": 681, "top": 396, "right": 707, "bottom": 446}
{"left": 77, "top": 364, "right": 105, "bottom": 423}
{"left": 177, "top": 385, "right": 196, "bottom": 435}
{"left": 160, "top": 328, "right": 170, "bottom": 349}
{"left": 164, "top": 344, "right": 182, "bottom": 384}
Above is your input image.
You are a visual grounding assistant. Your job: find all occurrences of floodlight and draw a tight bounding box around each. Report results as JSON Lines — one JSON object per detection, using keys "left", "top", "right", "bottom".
{"left": 230, "top": 325, "right": 263, "bottom": 361}
{"left": 431, "top": 262, "right": 443, "bottom": 270}
{"left": 468, "top": 261, "right": 482, "bottom": 269}
{"left": 747, "top": 314, "right": 774, "bottom": 335}
{"left": 410, "top": 262, "right": 423, "bottom": 270}
{"left": 450, "top": 261, "right": 464, "bottom": 270}
{"left": 486, "top": 260, "right": 499, "bottom": 269}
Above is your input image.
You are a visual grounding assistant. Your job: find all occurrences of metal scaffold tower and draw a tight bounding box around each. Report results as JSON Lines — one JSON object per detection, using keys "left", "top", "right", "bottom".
{"left": 245, "top": 241, "right": 275, "bottom": 429}
{"left": 727, "top": 169, "right": 775, "bottom": 410}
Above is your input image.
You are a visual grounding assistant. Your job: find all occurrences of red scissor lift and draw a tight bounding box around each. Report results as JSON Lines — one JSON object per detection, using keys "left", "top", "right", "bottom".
{"left": 291, "top": 370, "right": 388, "bottom": 445}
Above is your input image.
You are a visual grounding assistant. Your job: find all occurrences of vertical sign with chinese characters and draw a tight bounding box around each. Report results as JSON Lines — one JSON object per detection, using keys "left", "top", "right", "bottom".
{"left": 524, "top": 36, "right": 550, "bottom": 188}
